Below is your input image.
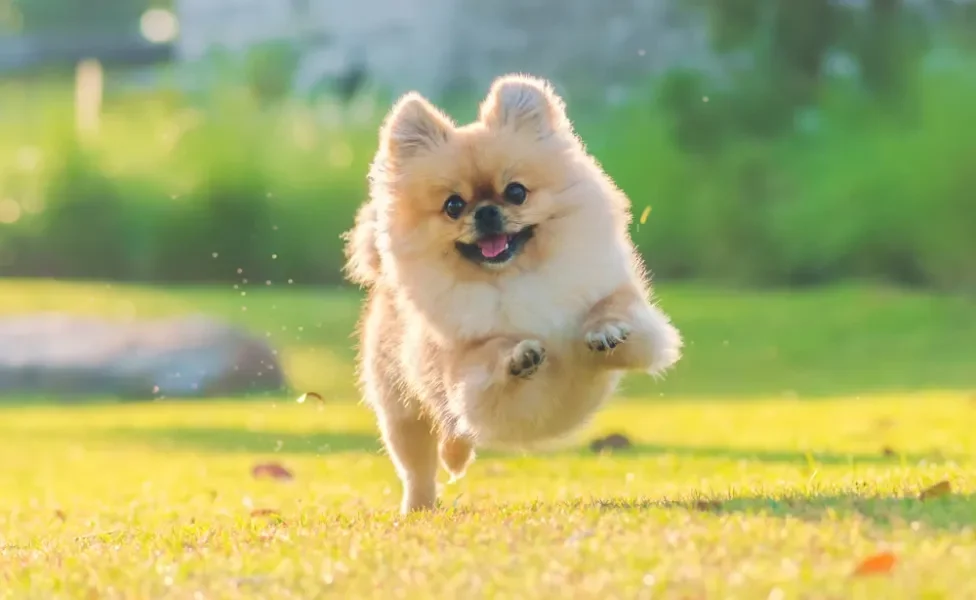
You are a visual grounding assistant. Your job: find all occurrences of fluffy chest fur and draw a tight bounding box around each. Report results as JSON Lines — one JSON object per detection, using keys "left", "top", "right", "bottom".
{"left": 393, "top": 240, "right": 633, "bottom": 343}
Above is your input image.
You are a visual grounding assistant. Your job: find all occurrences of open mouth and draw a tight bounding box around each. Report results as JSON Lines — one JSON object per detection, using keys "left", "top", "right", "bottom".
{"left": 455, "top": 226, "right": 535, "bottom": 266}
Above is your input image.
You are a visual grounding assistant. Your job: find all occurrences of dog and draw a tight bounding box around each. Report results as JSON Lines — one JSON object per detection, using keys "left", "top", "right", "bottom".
{"left": 342, "top": 73, "right": 683, "bottom": 513}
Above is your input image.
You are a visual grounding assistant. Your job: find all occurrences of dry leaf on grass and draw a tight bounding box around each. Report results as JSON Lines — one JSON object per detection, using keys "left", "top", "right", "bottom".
{"left": 296, "top": 392, "right": 323, "bottom": 404}
{"left": 919, "top": 480, "right": 951, "bottom": 501}
{"left": 251, "top": 462, "right": 294, "bottom": 481}
{"left": 589, "top": 433, "right": 633, "bottom": 453}
{"left": 852, "top": 551, "right": 897, "bottom": 576}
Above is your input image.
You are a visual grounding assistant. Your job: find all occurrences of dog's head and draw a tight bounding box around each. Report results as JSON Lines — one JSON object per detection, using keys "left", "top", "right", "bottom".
{"left": 370, "top": 74, "right": 622, "bottom": 282}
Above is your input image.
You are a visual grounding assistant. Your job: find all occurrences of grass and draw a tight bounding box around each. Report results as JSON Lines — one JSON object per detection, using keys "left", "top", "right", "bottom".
{"left": 0, "top": 280, "right": 974, "bottom": 598}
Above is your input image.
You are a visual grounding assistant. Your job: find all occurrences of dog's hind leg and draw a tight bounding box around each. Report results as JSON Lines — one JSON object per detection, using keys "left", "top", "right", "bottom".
{"left": 376, "top": 406, "right": 439, "bottom": 514}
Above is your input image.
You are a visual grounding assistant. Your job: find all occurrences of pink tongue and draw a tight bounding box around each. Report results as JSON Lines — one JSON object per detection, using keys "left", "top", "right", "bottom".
{"left": 477, "top": 234, "right": 509, "bottom": 258}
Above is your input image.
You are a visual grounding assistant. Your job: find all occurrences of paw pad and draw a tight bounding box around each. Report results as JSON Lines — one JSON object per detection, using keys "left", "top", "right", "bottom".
{"left": 509, "top": 340, "right": 546, "bottom": 378}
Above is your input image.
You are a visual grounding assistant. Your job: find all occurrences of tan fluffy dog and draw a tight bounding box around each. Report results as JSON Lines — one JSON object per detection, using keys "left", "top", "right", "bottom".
{"left": 343, "top": 74, "right": 683, "bottom": 513}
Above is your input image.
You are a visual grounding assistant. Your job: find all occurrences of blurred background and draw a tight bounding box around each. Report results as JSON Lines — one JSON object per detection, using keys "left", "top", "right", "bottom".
{"left": 0, "top": 0, "right": 973, "bottom": 404}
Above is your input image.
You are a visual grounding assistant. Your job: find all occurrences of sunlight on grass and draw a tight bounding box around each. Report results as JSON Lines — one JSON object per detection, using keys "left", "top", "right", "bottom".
{"left": 1, "top": 395, "right": 974, "bottom": 598}
{"left": 0, "top": 280, "right": 974, "bottom": 597}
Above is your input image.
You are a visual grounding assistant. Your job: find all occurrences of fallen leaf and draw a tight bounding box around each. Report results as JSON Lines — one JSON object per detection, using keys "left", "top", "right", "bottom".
{"left": 881, "top": 446, "right": 896, "bottom": 457}
{"left": 639, "top": 206, "right": 652, "bottom": 225}
{"left": 54, "top": 510, "right": 67, "bottom": 522}
{"left": 296, "top": 391, "right": 323, "bottom": 404}
{"left": 589, "top": 433, "right": 633, "bottom": 453}
{"left": 251, "top": 462, "right": 294, "bottom": 481}
{"left": 852, "top": 551, "right": 897, "bottom": 576}
{"left": 693, "top": 500, "right": 722, "bottom": 511}
{"left": 919, "top": 480, "right": 951, "bottom": 501}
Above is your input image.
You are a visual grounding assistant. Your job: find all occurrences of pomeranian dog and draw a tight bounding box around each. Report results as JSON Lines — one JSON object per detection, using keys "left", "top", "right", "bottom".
{"left": 342, "top": 74, "right": 683, "bottom": 514}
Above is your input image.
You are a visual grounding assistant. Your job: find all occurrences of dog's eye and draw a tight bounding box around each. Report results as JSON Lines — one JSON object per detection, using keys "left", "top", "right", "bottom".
{"left": 442, "top": 194, "right": 466, "bottom": 220}
{"left": 503, "top": 182, "right": 528, "bottom": 205}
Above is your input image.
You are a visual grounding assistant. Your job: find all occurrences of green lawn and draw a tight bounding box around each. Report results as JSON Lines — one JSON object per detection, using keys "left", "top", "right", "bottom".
{"left": 0, "top": 280, "right": 974, "bottom": 598}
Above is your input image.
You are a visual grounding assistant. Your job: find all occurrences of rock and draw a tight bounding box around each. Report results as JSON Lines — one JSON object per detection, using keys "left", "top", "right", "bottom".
{"left": 0, "top": 313, "right": 285, "bottom": 399}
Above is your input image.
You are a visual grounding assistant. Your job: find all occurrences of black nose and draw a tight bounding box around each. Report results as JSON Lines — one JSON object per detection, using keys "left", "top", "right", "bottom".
{"left": 473, "top": 204, "right": 504, "bottom": 235}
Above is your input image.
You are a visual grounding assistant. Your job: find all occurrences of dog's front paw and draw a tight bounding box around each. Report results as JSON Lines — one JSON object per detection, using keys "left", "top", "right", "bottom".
{"left": 585, "top": 321, "right": 631, "bottom": 352}
{"left": 509, "top": 340, "right": 546, "bottom": 378}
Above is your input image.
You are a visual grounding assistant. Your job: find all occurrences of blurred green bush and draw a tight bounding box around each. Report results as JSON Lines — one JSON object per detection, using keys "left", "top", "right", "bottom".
{"left": 0, "top": 53, "right": 973, "bottom": 290}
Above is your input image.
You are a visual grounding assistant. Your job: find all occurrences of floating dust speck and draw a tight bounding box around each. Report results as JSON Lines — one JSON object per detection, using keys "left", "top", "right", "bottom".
{"left": 271, "top": 254, "right": 278, "bottom": 260}
{"left": 211, "top": 252, "right": 219, "bottom": 258}
{"left": 639, "top": 205, "right": 651, "bottom": 225}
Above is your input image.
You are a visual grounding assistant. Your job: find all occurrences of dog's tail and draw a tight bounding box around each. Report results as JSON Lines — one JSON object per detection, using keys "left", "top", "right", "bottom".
{"left": 341, "top": 200, "right": 382, "bottom": 287}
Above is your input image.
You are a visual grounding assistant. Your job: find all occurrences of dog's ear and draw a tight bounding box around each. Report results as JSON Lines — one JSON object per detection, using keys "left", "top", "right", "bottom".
{"left": 380, "top": 92, "right": 455, "bottom": 159}
{"left": 478, "top": 74, "right": 569, "bottom": 137}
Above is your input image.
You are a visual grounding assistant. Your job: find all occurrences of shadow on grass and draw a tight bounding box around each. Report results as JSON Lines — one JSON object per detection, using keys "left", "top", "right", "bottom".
{"left": 493, "top": 443, "right": 950, "bottom": 466}
{"left": 574, "top": 493, "right": 976, "bottom": 531}
{"left": 103, "top": 426, "right": 951, "bottom": 468}
{"left": 105, "top": 427, "right": 381, "bottom": 455}
{"left": 95, "top": 426, "right": 973, "bottom": 531}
